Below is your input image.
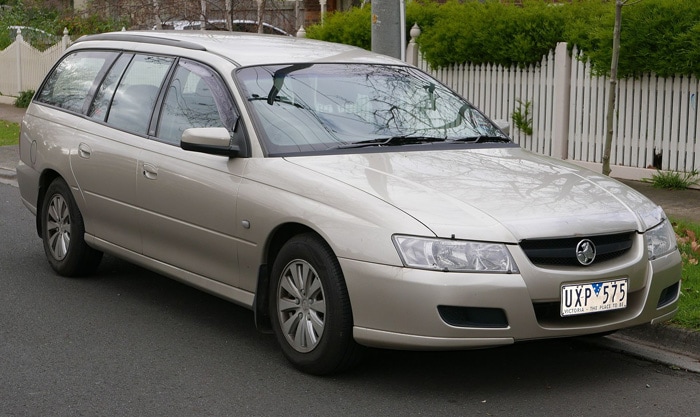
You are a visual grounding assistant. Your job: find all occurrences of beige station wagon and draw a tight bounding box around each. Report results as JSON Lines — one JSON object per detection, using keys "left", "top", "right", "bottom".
{"left": 17, "top": 31, "right": 682, "bottom": 374}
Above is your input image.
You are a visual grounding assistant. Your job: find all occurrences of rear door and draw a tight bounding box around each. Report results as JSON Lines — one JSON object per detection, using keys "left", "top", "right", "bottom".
{"left": 69, "top": 53, "right": 175, "bottom": 252}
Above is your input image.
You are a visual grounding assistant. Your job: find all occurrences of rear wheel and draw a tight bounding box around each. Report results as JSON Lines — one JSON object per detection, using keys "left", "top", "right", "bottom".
{"left": 269, "top": 233, "right": 362, "bottom": 375}
{"left": 41, "top": 178, "right": 102, "bottom": 276}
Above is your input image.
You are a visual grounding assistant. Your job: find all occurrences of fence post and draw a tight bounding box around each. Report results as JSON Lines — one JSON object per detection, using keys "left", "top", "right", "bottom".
{"left": 405, "top": 23, "right": 420, "bottom": 66}
{"left": 62, "top": 28, "right": 70, "bottom": 51}
{"left": 15, "top": 27, "right": 23, "bottom": 94}
{"left": 551, "top": 42, "right": 571, "bottom": 160}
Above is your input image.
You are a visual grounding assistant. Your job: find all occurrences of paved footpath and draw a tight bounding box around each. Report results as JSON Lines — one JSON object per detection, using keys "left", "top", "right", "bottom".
{"left": 0, "top": 101, "right": 26, "bottom": 123}
{"left": 1, "top": 102, "right": 698, "bottom": 371}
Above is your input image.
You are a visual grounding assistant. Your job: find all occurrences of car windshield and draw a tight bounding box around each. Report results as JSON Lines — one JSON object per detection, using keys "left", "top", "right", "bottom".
{"left": 236, "top": 64, "right": 508, "bottom": 155}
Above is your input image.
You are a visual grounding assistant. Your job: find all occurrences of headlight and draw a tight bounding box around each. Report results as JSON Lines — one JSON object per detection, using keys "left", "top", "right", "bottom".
{"left": 638, "top": 205, "right": 666, "bottom": 231}
{"left": 646, "top": 219, "right": 677, "bottom": 260}
{"left": 392, "top": 235, "right": 519, "bottom": 273}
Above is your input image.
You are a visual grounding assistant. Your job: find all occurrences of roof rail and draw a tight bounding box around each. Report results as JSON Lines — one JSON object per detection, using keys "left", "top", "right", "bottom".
{"left": 74, "top": 33, "right": 207, "bottom": 51}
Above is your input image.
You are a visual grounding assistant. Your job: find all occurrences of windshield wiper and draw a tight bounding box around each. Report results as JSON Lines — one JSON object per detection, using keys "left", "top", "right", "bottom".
{"left": 266, "top": 63, "right": 313, "bottom": 104}
{"left": 250, "top": 95, "right": 304, "bottom": 108}
{"left": 333, "top": 135, "right": 446, "bottom": 149}
{"left": 447, "top": 135, "right": 511, "bottom": 143}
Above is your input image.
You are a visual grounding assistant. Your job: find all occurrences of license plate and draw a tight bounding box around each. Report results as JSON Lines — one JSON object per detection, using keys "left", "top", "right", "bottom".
{"left": 561, "top": 279, "right": 628, "bottom": 316}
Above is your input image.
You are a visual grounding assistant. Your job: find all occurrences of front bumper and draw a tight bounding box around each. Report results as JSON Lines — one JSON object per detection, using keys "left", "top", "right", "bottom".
{"left": 341, "top": 247, "right": 682, "bottom": 350}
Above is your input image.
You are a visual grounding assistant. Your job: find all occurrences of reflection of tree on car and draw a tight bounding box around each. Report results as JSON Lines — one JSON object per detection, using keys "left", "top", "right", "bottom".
{"left": 238, "top": 63, "right": 508, "bottom": 154}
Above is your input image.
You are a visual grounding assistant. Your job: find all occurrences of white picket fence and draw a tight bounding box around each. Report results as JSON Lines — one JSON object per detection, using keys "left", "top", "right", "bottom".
{"left": 0, "top": 29, "right": 72, "bottom": 100}
{"left": 2, "top": 30, "right": 698, "bottom": 177}
{"left": 417, "top": 43, "right": 700, "bottom": 177}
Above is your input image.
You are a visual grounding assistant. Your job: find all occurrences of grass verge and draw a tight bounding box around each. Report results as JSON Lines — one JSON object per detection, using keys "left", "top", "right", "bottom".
{"left": 0, "top": 120, "right": 20, "bottom": 147}
{"left": 671, "top": 219, "right": 700, "bottom": 331}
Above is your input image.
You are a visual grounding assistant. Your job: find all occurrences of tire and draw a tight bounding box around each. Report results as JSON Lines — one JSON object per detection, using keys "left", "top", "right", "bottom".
{"left": 41, "top": 178, "right": 103, "bottom": 277}
{"left": 269, "top": 233, "right": 362, "bottom": 375}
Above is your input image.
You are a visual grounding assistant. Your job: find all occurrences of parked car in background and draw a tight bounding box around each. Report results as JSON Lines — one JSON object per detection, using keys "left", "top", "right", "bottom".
{"left": 154, "top": 19, "right": 290, "bottom": 36}
{"left": 16, "top": 31, "right": 682, "bottom": 375}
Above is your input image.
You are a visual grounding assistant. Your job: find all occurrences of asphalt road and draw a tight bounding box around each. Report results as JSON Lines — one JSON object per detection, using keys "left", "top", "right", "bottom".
{"left": 2, "top": 182, "right": 699, "bottom": 417}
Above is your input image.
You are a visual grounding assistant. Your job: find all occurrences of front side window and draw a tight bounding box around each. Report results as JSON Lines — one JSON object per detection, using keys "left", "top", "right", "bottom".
{"left": 106, "top": 55, "right": 174, "bottom": 135}
{"left": 236, "top": 64, "right": 507, "bottom": 156}
{"left": 157, "top": 59, "right": 235, "bottom": 145}
{"left": 36, "top": 51, "right": 118, "bottom": 113}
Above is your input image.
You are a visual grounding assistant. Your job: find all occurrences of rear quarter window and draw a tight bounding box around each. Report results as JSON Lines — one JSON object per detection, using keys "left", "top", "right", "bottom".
{"left": 36, "top": 51, "right": 118, "bottom": 113}
{"left": 105, "top": 55, "right": 174, "bottom": 135}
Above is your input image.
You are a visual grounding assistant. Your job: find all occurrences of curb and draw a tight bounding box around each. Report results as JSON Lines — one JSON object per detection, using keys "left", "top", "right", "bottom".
{"left": 618, "top": 323, "right": 700, "bottom": 361}
{"left": 584, "top": 335, "right": 700, "bottom": 374}
{"left": 0, "top": 167, "right": 16, "bottom": 180}
{"left": 0, "top": 145, "right": 18, "bottom": 186}
{"left": 584, "top": 324, "right": 700, "bottom": 373}
{"left": 0, "top": 96, "right": 16, "bottom": 105}
{"left": 0, "top": 167, "right": 17, "bottom": 187}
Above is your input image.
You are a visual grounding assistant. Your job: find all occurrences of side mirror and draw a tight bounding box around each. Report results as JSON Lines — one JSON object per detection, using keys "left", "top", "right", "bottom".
{"left": 493, "top": 119, "right": 510, "bottom": 136}
{"left": 180, "top": 127, "right": 240, "bottom": 157}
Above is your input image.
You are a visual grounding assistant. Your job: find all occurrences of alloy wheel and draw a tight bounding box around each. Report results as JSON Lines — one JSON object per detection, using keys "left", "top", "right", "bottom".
{"left": 276, "top": 259, "right": 326, "bottom": 353}
{"left": 46, "top": 194, "right": 71, "bottom": 261}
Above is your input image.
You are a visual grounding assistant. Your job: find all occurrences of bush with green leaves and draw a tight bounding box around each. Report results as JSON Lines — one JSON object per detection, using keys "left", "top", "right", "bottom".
{"left": 418, "top": 0, "right": 566, "bottom": 68}
{"left": 644, "top": 170, "right": 700, "bottom": 190}
{"left": 305, "top": 1, "right": 446, "bottom": 53}
{"left": 0, "top": 2, "right": 60, "bottom": 50}
{"left": 1, "top": 1, "right": 125, "bottom": 50}
{"left": 306, "top": 6, "right": 372, "bottom": 50}
{"left": 14, "top": 89, "right": 33, "bottom": 108}
{"left": 566, "top": 0, "right": 700, "bottom": 77}
{"left": 306, "top": 0, "right": 700, "bottom": 78}
{"left": 57, "top": 12, "right": 127, "bottom": 39}
{"left": 511, "top": 99, "right": 533, "bottom": 136}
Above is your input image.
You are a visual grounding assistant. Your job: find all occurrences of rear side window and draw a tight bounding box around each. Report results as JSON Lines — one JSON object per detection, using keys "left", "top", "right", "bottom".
{"left": 106, "top": 55, "right": 175, "bottom": 135}
{"left": 36, "top": 51, "right": 117, "bottom": 113}
{"left": 88, "top": 53, "right": 133, "bottom": 121}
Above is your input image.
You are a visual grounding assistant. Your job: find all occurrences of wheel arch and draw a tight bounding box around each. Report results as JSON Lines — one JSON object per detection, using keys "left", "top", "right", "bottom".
{"left": 35, "top": 169, "right": 62, "bottom": 237}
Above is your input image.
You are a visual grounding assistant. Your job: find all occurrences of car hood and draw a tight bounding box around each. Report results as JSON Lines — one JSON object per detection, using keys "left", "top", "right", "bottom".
{"left": 285, "top": 147, "right": 663, "bottom": 242}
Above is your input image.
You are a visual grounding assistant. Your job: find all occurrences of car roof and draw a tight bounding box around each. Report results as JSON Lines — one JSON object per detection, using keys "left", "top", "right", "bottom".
{"left": 73, "top": 31, "right": 404, "bottom": 67}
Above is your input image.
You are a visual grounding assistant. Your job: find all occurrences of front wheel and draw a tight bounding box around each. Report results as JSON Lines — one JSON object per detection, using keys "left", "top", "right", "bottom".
{"left": 269, "top": 233, "right": 362, "bottom": 375}
{"left": 41, "top": 178, "right": 103, "bottom": 276}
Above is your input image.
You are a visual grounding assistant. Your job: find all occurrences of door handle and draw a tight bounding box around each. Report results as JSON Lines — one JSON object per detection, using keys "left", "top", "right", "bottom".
{"left": 142, "top": 163, "right": 158, "bottom": 180}
{"left": 78, "top": 143, "right": 91, "bottom": 159}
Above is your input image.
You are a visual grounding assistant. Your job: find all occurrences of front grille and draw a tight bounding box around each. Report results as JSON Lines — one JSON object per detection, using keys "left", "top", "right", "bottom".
{"left": 438, "top": 306, "right": 508, "bottom": 328}
{"left": 520, "top": 232, "right": 634, "bottom": 267}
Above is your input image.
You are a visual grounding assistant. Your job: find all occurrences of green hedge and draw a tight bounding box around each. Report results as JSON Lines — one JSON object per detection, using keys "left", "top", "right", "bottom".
{"left": 568, "top": 0, "right": 700, "bottom": 77}
{"left": 307, "top": 0, "right": 700, "bottom": 78}
{"left": 306, "top": 6, "right": 372, "bottom": 49}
